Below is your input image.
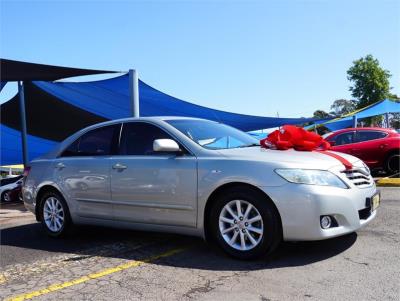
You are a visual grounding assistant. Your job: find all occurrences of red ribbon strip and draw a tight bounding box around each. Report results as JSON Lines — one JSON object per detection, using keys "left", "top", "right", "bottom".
{"left": 315, "top": 150, "right": 353, "bottom": 170}
{"left": 260, "top": 125, "right": 353, "bottom": 170}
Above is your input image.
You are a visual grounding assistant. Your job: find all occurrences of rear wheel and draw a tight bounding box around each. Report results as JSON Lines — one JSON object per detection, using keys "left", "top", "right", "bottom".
{"left": 209, "top": 187, "right": 281, "bottom": 260}
{"left": 385, "top": 151, "right": 400, "bottom": 175}
{"left": 39, "top": 191, "right": 71, "bottom": 237}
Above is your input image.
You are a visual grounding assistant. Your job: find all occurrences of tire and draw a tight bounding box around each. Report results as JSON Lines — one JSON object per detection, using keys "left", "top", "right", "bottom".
{"left": 385, "top": 151, "right": 400, "bottom": 175}
{"left": 39, "top": 191, "right": 72, "bottom": 237}
{"left": 208, "top": 186, "right": 282, "bottom": 260}
{"left": 1, "top": 191, "right": 11, "bottom": 202}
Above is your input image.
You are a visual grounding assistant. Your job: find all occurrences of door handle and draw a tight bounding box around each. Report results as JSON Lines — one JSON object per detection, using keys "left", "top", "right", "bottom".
{"left": 55, "top": 162, "right": 66, "bottom": 169}
{"left": 112, "top": 163, "right": 127, "bottom": 170}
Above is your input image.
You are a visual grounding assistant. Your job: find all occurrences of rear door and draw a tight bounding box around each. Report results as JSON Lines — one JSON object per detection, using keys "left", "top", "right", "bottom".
{"left": 54, "top": 124, "right": 120, "bottom": 220}
{"left": 110, "top": 122, "right": 197, "bottom": 227}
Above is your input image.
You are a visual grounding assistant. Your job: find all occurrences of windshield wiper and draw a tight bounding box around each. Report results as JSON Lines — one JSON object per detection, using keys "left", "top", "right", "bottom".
{"left": 235, "top": 143, "right": 261, "bottom": 148}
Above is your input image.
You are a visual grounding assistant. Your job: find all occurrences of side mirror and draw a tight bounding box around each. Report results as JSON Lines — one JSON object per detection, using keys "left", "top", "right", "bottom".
{"left": 153, "top": 139, "right": 181, "bottom": 153}
{"left": 328, "top": 140, "right": 336, "bottom": 146}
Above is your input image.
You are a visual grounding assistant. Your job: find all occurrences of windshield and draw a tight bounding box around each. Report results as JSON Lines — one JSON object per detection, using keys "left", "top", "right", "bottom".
{"left": 166, "top": 119, "right": 260, "bottom": 150}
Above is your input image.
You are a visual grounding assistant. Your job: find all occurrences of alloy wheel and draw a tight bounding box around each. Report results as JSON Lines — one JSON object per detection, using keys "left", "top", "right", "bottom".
{"left": 219, "top": 199, "right": 264, "bottom": 251}
{"left": 388, "top": 154, "right": 400, "bottom": 173}
{"left": 3, "top": 192, "right": 10, "bottom": 202}
{"left": 43, "top": 197, "right": 65, "bottom": 232}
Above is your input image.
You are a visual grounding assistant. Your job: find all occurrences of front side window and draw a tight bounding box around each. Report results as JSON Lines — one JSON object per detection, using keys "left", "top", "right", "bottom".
{"left": 166, "top": 119, "right": 259, "bottom": 150}
{"left": 356, "top": 130, "right": 387, "bottom": 142}
{"left": 333, "top": 132, "right": 355, "bottom": 146}
{"left": 119, "top": 122, "right": 175, "bottom": 155}
{"left": 61, "top": 124, "right": 119, "bottom": 157}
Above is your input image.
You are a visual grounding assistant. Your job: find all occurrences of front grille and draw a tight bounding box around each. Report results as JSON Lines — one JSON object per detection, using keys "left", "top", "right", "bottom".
{"left": 342, "top": 169, "right": 373, "bottom": 188}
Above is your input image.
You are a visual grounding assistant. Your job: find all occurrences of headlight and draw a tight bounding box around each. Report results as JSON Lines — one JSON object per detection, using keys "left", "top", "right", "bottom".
{"left": 275, "top": 169, "right": 348, "bottom": 189}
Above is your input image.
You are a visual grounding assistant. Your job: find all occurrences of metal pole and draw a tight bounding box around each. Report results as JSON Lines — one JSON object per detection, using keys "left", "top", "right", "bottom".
{"left": 129, "top": 69, "right": 140, "bottom": 117}
{"left": 385, "top": 113, "right": 389, "bottom": 128}
{"left": 18, "top": 81, "right": 29, "bottom": 166}
{"left": 352, "top": 115, "right": 357, "bottom": 128}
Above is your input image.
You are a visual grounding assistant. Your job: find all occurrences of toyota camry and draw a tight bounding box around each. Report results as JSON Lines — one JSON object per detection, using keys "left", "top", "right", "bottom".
{"left": 23, "top": 117, "right": 379, "bottom": 259}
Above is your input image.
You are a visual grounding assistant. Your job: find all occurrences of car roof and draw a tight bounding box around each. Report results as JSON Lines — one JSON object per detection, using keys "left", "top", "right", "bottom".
{"left": 328, "top": 127, "right": 395, "bottom": 136}
{"left": 84, "top": 116, "right": 215, "bottom": 130}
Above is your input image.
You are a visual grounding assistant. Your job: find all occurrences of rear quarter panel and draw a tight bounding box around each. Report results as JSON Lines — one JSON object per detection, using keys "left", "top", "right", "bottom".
{"left": 23, "top": 159, "right": 58, "bottom": 213}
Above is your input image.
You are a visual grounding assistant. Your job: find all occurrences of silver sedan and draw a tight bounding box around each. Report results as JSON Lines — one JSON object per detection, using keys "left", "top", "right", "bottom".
{"left": 23, "top": 117, "right": 379, "bottom": 259}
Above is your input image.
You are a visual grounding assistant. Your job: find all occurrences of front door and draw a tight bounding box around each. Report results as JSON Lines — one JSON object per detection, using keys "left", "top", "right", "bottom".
{"left": 329, "top": 131, "right": 356, "bottom": 155}
{"left": 353, "top": 130, "right": 388, "bottom": 165}
{"left": 110, "top": 122, "right": 197, "bottom": 227}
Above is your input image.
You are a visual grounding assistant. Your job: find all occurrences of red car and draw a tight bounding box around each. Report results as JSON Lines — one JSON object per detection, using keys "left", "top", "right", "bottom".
{"left": 325, "top": 127, "right": 400, "bottom": 174}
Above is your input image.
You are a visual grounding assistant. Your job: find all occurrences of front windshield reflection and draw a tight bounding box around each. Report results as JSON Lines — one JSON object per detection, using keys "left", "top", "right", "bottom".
{"left": 166, "top": 119, "right": 259, "bottom": 150}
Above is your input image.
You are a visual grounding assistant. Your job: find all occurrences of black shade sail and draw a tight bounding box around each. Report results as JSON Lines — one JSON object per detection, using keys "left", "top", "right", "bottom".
{"left": 0, "top": 59, "right": 117, "bottom": 81}
{"left": 1, "top": 82, "right": 107, "bottom": 141}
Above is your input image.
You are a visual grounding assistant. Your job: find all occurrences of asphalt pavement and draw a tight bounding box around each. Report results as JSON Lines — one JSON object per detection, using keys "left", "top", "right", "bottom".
{"left": 0, "top": 187, "right": 399, "bottom": 301}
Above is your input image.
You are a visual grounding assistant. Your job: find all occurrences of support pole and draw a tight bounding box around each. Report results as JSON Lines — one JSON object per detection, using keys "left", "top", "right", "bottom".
{"left": 352, "top": 115, "right": 357, "bottom": 128}
{"left": 18, "top": 81, "right": 29, "bottom": 166}
{"left": 129, "top": 69, "right": 140, "bottom": 117}
{"left": 385, "top": 113, "right": 389, "bottom": 128}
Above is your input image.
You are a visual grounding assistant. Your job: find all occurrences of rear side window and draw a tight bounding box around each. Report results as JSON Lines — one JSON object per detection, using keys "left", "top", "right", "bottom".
{"left": 356, "top": 131, "right": 387, "bottom": 142}
{"left": 61, "top": 124, "right": 120, "bottom": 157}
{"left": 119, "top": 122, "right": 174, "bottom": 155}
{"left": 333, "top": 132, "right": 355, "bottom": 146}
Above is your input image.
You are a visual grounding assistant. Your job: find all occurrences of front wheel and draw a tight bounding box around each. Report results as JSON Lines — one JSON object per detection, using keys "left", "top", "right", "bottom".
{"left": 209, "top": 187, "right": 282, "bottom": 260}
{"left": 39, "top": 191, "right": 71, "bottom": 237}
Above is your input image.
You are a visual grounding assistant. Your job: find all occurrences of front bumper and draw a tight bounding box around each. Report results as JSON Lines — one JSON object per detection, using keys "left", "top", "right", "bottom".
{"left": 260, "top": 183, "right": 378, "bottom": 241}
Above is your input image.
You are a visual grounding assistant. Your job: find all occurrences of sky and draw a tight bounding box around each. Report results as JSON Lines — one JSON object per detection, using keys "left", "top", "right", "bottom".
{"left": 0, "top": 0, "right": 399, "bottom": 118}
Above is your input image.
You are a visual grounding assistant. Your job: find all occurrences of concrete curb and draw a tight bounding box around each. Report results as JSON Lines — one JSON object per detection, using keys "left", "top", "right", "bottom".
{"left": 376, "top": 178, "right": 400, "bottom": 187}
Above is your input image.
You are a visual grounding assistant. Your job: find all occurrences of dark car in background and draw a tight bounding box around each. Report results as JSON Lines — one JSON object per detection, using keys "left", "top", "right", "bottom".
{"left": 8, "top": 185, "right": 23, "bottom": 202}
{"left": 325, "top": 127, "right": 400, "bottom": 174}
{"left": 0, "top": 175, "right": 23, "bottom": 202}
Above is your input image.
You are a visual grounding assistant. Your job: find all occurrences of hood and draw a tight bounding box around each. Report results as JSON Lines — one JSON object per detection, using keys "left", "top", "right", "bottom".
{"left": 216, "top": 147, "right": 362, "bottom": 170}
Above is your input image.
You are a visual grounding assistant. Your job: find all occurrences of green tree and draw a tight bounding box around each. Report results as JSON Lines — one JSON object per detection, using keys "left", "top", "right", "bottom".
{"left": 313, "top": 110, "right": 332, "bottom": 119}
{"left": 388, "top": 94, "right": 400, "bottom": 129}
{"left": 330, "top": 99, "right": 357, "bottom": 116}
{"left": 347, "top": 54, "right": 391, "bottom": 109}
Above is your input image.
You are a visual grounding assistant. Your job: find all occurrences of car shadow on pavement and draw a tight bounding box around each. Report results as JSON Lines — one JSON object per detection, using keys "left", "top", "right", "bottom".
{"left": 1, "top": 222, "right": 357, "bottom": 271}
{"left": 171, "top": 233, "right": 357, "bottom": 271}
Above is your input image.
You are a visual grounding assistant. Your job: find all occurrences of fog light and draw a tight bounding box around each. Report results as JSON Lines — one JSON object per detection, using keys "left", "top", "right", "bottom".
{"left": 320, "top": 215, "right": 332, "bottom": 229}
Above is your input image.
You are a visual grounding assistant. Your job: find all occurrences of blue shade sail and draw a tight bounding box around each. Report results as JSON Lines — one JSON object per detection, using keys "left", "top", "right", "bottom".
{"left": 34, "top": 74, "right": 320, "bottom": 132}
{"left": 0, "top": 124, "right": 57, "bottom": 165}
{"left": 324, "top": 99, "right": 400, "bottom": 131}
{"left": 0, "top": 81, "right": 6, "bottom": 92}
{"left": 1, "top": 74, "right": 328, "bottom": 165}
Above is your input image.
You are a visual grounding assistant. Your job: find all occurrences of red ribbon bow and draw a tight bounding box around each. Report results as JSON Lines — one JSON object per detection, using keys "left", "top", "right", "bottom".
{"left": 260, "top": 125, "right": 353, "bottom": 170}
{"left": 260, "top": 125, "right": 330, "bottom": 151}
